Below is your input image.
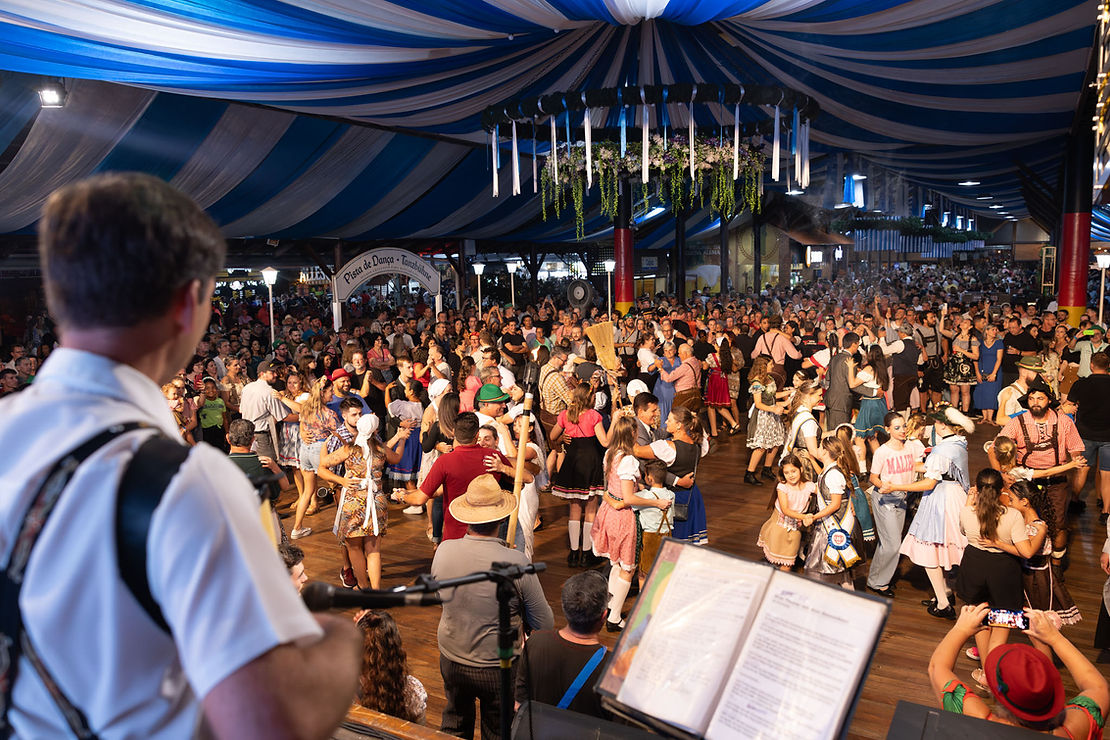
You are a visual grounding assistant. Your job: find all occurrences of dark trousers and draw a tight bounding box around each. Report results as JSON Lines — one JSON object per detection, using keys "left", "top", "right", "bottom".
{"left": 440, "top": 655, "right": 514, "bottom": 740}
{"left": 892, "top": 374, "right": 917, "bottom": 412}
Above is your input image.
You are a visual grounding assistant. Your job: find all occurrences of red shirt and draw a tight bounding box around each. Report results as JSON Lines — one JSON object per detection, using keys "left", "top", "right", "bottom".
{"left": 419, "top": 443, "right": 510, "bottom": 541}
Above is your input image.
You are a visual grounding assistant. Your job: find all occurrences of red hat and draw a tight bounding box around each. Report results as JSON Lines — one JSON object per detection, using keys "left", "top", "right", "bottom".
{"left": 330, "top": 368, "right": 350, "bottom": 381}
{"left": 984, "top": 643, "right": 1064, "bottom": 723}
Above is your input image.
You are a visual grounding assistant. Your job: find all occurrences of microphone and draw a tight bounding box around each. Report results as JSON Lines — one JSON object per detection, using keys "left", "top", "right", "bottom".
{"left": 301, "top": 581, "right": 443, "bottom": 611}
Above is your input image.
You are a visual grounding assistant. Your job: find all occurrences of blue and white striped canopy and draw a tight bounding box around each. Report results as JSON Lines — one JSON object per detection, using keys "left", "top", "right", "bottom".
{"left": 0, "top": 0, "right": 1097, "bottom": 242}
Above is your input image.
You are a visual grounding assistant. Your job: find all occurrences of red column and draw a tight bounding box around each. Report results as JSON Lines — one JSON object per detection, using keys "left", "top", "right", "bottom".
{"left": 614, "top": 176, "right": 633, "bottom": 315}
{"left": 1058, "top": 129, "right": 1093, "bottom": 326}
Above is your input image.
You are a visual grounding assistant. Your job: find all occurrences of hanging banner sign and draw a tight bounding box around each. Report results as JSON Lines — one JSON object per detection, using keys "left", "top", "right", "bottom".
{"left": 333, "top": 248, "right": 441, "bottom": 301}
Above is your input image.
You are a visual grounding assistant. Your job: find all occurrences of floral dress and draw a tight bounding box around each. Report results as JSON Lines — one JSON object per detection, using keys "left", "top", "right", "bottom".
{"left": 337, "top": 443, "right": 388, "bottom": 540}
{"left": 746, "top": 379, "right": 785, "bottom": 449}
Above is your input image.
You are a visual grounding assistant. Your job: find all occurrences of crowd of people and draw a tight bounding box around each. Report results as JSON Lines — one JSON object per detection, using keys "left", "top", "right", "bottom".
{"left": 4, "top": 173, "right": 1110, "bottom": 738}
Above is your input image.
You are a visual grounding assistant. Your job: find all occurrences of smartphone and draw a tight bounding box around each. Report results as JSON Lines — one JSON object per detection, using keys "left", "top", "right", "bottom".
{"left": 983, "top": 609, "right": 1028, "bottom": 630}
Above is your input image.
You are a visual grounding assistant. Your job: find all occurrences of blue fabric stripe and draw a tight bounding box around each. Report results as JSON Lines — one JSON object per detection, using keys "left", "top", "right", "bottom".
{"left": 205, "top": 116, "right": 347, "bottom": 226}
{"left": 0, "top": 75, "right": 40, "bottom": 154}
{"left": 271, "top": 136, "right": 438, "bottom": 239}
{"left": 93, "top": 94, "right": 227, "bottom": 181}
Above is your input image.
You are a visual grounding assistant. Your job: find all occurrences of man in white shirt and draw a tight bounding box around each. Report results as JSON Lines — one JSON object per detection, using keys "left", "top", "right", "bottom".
{"left": 239, "top": 359, "right": 296, "bottom": 460}
{"left": 1071, "top": 326, "right": 1109, "bottom": 378}
{"left": 0, "top": 173, "right": 360, "bottom": 739}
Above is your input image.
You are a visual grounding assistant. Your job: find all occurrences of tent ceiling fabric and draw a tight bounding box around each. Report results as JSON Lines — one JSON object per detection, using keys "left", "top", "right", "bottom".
{"left": 0, "top": 0, "right": 1098, "bottom": 245}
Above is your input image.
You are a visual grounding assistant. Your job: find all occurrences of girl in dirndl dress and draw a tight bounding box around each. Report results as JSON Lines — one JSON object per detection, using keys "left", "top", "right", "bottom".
{"left": 549, "top": 382, "right": 612, "bottom": 566}
{"left": 704, "top": 348, "right": 741, "bottom": 436}
{"left": 882, "top": 405, "right": 974, "bottom": 619}
{"left": 803, "top": 436, "right": 864, "bottom": 589}
{"left": 592, "top": 415, "right": 671, "bottom": 631}
{"left": 758, "top": 454, "right": 815, "bottom": 569}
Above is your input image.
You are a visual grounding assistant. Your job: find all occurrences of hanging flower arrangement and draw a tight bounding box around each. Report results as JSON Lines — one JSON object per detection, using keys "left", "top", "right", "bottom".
{"left": 539, "top": 134, "right": 764, "bottom": 240}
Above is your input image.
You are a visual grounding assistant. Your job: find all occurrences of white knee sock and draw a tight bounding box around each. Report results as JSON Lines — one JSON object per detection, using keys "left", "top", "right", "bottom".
{"left": 607, "top": 568, "right": 631, "bottom": 624}
{"left": 582, "top": 521, "right": 594, "bottom": 551}
{"left": 925, "top": 567, "right": 949, "bottom": 608}
{"left": 568, "top": 520, "right": 582, "bottom": 551}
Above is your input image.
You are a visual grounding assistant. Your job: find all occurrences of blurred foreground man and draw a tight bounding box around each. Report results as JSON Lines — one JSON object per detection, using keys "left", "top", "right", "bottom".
{"left": 0, "top": 173, "right": 360, "bottom": 738}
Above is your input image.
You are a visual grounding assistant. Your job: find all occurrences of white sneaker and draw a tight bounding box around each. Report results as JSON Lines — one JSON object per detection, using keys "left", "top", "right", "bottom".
{"left": 290, "top": 527, "right": 312, "bottom": 539}
{"left": 402, "top": 505, "right": 425, "bottom": 515}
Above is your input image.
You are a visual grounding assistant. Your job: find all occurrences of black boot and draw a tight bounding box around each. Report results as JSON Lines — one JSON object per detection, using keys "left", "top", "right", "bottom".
{"left": 744, "top": 471, "right": 762, "bottom": 486}
{"left": 567, "top": 549, "right": 581, "bottom": 568}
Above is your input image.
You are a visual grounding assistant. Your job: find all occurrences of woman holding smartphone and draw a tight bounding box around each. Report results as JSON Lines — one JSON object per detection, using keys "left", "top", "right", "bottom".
{"left": 956, "top": 468, "right": 1031, "bottom": 688}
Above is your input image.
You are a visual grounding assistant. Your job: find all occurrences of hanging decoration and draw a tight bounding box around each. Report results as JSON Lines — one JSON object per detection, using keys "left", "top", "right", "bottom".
{"left": 491, "top": 125, "right": 500, "bottom": 198}
{"left": 482, "top": 82, "right": 819, "bottom": 239}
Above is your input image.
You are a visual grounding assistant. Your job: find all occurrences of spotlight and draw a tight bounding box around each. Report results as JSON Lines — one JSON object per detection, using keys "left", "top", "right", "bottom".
{"left": 38, "top": 80, "right": 67, "bottom": 108}
{"left": 958, "top": 180, "right": 980, "bottom": 186}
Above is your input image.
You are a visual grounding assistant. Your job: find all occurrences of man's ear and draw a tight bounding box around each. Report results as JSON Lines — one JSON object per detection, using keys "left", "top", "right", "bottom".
{"left": 168, "top": 279, "right": 203, "bottom": 335}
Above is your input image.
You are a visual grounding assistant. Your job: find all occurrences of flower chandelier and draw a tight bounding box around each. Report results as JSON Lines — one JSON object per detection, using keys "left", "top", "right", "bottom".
{"left": 482, "top": 83, "right": 819, "bottom": 240}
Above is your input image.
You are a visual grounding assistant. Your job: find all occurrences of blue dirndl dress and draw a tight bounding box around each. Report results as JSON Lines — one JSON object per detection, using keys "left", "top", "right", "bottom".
{"left": 389, "top": 429, "right": 422, "bottom": 481}
{"left": 853, "top": 396, "right": 888, "bottom": 439}
{"left": 973, "top": 340, "right": 1004, "bottom": 412}
{"left": 900, "top": 434, "right": 969, "bottom": 570}
{"left": 672, "top": 483, "right": 708, "bottom": 545}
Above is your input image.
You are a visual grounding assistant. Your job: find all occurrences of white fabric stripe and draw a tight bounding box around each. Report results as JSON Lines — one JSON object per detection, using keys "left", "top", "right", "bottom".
{"left": 409, "top": 166, "right": 536, "bottom": 238}
{"left": 240, "top": 28, "right": 601, "bottom": 125}
{"left": 733, "top": 0, "right": 828, "bottom": 21}
{"left": 458, "top": 195, "right": 545, "bottom": 239}
{"left": 328, "top": 142, "right": 471, "bottom": 237}
{"left": 731, "top": 4, "right": 1091, "bottom": 62}
{"left": 221, "top": 127, "right": 392, "bottom": 237}
{"left": 731, "top": 44, "right": 1068, "bottom": 146}
{"left": 0, "top": 1, "right": 479, "bottom": 64}
{"left": 280, "top": 0, "right": 533, "bottom": 41}
{"left": 739, "top": 32, "right": 1079, "bottom": 114}
{"left": 603, "top": 0, "right": 668, "bottom": 26}
{"left": 0, "top": 80, "right": 154, "bottom": 232}
{"left": 793, "top": 48, "right": 1090, "bottom": 85}
{"left": 744, "top": 0, "right": 1001, "bottom": 34}
{"left": 170, "top": 105, "right": 296, "bottom": 209}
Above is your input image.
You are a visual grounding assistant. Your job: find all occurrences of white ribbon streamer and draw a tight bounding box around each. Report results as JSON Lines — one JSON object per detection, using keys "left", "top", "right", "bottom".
{"left": 491, "top": 126, "right": 499, "bottom": 197}
{"left": 584, "top": 108, "right": 592, "bottom": 190}
{"left": 532, "top": 121, "right": 538, "bottom": 193}
{"left": 511, "top": 120, "right": 520, "bottom": 196}
{"left": 550, "top": 115, "right": 558, "bottom": 189}
{"left": 771, "top": 105, "right": 780, "bottom": 182}
{"left": 732, "top": 103, "right": 740, "bottom": 181}
{"left": 641, "top": 87, "right": 649, "bottom": 184}
{"left": 688, "top": 101, "right": 695, "bottom": 180}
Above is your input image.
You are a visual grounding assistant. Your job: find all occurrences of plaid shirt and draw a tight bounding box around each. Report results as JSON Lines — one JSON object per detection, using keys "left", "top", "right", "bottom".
{"left": 539, "top": 363, "right": 575, "bottom": 416}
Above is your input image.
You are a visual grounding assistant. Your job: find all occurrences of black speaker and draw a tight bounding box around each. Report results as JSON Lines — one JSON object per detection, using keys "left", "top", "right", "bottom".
{"left": 511, "top": 701, "right": 657, "bottom": 740}
{"left": 567, "top": 279, "right": 595, "bottom": 311}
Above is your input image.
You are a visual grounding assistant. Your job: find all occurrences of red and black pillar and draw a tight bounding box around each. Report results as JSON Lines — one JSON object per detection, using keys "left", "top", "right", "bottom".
{"left": 614, "top": 175, "right": 634, "bottom": 315}
{"left": 1058, "top": 126, "right": 1093, "bottom": 326}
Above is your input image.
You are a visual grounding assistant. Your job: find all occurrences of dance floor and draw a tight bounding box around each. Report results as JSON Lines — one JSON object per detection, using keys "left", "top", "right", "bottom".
{"left": 290, "top": 425, "right": 1110, "bottom": 739}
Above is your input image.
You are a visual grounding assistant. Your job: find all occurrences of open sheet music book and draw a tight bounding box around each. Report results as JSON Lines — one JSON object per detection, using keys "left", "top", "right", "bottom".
{"left": 597, "top": 540, "right": 890, "bottom": 740}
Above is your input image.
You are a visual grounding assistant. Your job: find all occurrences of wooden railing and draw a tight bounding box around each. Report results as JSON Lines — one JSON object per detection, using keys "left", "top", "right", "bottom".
{"left": 333, "top": 705, "right": 456, "bottom": 740}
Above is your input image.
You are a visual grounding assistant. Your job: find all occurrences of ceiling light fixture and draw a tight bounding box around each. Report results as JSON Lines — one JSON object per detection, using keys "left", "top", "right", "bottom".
{"left": 958, "top": 180, "right": 980, "bottom": 186}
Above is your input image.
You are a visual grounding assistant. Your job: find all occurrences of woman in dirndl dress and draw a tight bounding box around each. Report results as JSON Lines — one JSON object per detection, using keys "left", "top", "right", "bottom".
{"left": 323, "top": 414, "right": 407, "bottom": 590}
{"left": 852, "top": 345, "right": 889, "bottom": 454}
{"left": 549, "top": 382, "right": 612, "bottom": 567}
{"left": 881, "top": 405, "right": 974, "bottom": 619}
{"left": 634, "top": 406, "right": 709, "bottom": 545}
{"left": 654, "top": 342, "right": 680, "bottom": 436}
{"left": 942, "top": 318, "right": 979, "bottom": 415}
{"left": 704, "top": 347, "right": 741, "bottom": 437}
{"left": 745, "top": 356, "right": 787, "bottom": 486}
{"left": 387, "top": 380, "right": 424, "bottom": 498}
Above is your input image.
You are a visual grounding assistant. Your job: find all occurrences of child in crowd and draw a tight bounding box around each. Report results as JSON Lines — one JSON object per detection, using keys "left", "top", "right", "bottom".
{"left": 162, "top": 381, "right": 195, "bottom": 445}
{"left": 988, "top": 436, "right": 1086, "bottom": 487}
{"left": 757, "top": 454, "right": 816, "bottom": 569}
{"left": 635, "top": 461, "right": 675, "bottom": 578}
{"left": 804, "top": 435, "right": 864, "bottom": 589}
{"left": 197, "top": 376, "right": 229, "bottom": 452}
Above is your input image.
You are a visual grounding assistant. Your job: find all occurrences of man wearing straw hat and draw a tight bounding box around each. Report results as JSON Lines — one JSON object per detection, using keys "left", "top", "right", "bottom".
{"left": 432, "top": 474, "right": 554, "bottom": 740}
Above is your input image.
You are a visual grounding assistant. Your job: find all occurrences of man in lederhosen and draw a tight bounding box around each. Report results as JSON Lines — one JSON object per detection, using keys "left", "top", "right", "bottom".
{"left": 914, "top": 308, "right": 946, "bottom": 411}
{"left": 994, "top": 379, "right": 1086, "bottom": 567}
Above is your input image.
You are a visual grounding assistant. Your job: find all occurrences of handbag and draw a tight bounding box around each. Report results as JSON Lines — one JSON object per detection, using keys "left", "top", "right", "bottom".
{"left": 671, "top": 453, "right": 699, "bottom": 522}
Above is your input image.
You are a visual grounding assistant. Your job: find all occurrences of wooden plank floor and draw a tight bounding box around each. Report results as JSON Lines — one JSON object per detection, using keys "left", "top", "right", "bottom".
{"left": 289, "top": 426, "right": 1110, "bottom": 739}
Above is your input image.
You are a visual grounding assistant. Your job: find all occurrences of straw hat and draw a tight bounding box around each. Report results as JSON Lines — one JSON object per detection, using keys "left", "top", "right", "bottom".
{"left": 449, "top": 474, "right": 517, "bottom": 525}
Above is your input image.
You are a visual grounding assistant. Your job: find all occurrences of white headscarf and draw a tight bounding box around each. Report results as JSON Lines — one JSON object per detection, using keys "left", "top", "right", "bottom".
{"left": 355, "top": 413, "right": 380, "bottom": 466}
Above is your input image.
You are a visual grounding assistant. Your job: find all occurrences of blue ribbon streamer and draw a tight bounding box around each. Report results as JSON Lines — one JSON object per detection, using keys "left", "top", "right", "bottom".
{"left": 791, "top": 106, "right": 799, "bottom": 156}
{"left": 618, "top": 88, "right": 626, "bottom": 157}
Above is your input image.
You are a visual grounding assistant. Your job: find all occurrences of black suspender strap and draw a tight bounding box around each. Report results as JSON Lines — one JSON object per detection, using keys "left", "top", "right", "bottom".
{"left": 115, "top": 435, "right": 190, "bottom": 635}
{"left": 0, "top": 422, "right": 145, "bottom": 739}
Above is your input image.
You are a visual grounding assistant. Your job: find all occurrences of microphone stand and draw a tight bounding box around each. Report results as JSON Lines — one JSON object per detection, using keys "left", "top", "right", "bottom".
{"left": 407, "top": 560, "right": 546, "bottom": 739}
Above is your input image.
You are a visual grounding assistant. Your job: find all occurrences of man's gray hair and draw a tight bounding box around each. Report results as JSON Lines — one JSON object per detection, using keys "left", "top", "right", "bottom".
{"left": 561, "top": 571, "right": 609, "bottom": 633}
